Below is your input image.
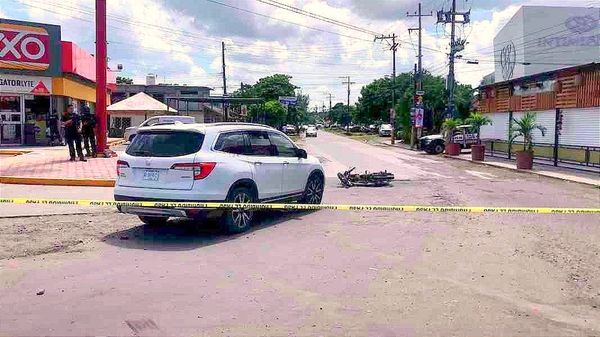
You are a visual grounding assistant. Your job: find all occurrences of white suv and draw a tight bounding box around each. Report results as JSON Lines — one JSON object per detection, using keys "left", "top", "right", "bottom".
{"left": 114, "top": 123, "right": 325, "bottom": 233}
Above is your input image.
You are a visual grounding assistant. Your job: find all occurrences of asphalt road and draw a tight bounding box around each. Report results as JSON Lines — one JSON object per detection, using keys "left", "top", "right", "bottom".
{"left": 1, "top": 131, "right": 599, "bottom": 336}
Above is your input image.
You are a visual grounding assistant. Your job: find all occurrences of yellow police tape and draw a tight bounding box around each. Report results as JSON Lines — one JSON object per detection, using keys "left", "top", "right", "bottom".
{"left": 0, "top": 198, "right": 599, "bottom": 214}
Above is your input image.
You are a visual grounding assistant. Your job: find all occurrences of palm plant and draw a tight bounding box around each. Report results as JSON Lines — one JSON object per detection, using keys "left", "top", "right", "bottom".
{"left": 509, "top": 111, "right": 547, "bottom": 152}
{"left": 441, "top": 118, "right": 462, "bottom": 144}
{"left": 465, "top": 112, "right": 492, "bottom": 144}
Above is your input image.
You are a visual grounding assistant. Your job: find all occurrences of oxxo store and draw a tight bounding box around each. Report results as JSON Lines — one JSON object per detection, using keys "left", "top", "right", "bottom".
{"left": 0, "top": 18, "right": 114, "bottom": 146}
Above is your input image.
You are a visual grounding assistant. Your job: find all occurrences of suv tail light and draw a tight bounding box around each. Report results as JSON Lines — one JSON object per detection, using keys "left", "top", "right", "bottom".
{"left": 170, "top": 162, "right": 216, "bottom": 180}
{"left": 117, "top": 160, "right": 129, "bottom": 176}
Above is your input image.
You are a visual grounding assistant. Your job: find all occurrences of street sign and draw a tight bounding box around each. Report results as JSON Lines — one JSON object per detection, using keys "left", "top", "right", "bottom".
{"left": 416, "top": 90, "right": 425, "bottom": 96}
{"left": 278, "top": 96, "right": 297, "bottom": 106}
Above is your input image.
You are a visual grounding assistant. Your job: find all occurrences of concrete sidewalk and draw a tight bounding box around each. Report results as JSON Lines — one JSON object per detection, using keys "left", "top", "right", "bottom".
{"left": 446, "top": 153, "right": 600, "bottom": 187}
{"left": 0, "top": 144, "right": 121, "bottom": 187}
{"left": 372, "top": 137, "right": 599, "bottom": 186}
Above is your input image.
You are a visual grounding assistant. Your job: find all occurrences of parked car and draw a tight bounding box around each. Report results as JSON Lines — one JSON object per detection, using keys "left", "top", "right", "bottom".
{"left": 378, "top": 124, "right": 393, "bottom": 136}
{"left": 345, "top": 124, "right": 361, "bottom": 132}
{"left": 368, "top": 124, "right": 378, "bottom": 133}
{"left": 306, "top": 126, "right": 318, "bottom": 137}
{"left": 420, "top": 125, "right": 478, "bottom": 154}
{"left": 316, "top": 123, "right": 324, "bottom": 129}
{"left": 282, "top": 124, "right": 297, "bottom": 135}
{"left": 114, "top": 123, "right": 325, "bottom": 233}
{"left": 124, "top": 115, "right": 195, "bottom": 142}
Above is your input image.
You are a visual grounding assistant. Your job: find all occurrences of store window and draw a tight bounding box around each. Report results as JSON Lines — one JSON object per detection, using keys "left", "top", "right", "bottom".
{"left": 0, "top": 95, "right": 23, "bottom": 145}
{"left": 24, "top": 95, "right": 50, "bottom": 145}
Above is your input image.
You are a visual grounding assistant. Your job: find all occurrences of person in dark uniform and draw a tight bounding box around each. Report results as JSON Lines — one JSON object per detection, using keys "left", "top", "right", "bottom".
{"left": 81, "top": 106, "right": 97, "bottom": 157}
{"left": 47, "top": 110, "right": 62, "bottom": 146}
{"left": 61, "top": 104, "right": 86, "bottom": 162}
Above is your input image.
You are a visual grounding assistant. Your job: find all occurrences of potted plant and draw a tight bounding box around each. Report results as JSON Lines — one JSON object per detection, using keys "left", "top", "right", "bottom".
{"left": 509, "top": 111, "right": 547, "bottom": 169}
{"left": 442, "top": 118, "right": 462, "bottom": 155}
{"left": 465, "top": 112, "right": 492, "bottom": 161}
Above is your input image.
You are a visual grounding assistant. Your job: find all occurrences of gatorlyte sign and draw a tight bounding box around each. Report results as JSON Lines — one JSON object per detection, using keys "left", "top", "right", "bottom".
{"left": 0, "top": 74, "right": 51, "bottom": 94}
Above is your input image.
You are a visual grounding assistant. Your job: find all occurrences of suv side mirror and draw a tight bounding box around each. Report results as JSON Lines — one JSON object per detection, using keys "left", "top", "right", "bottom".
{"left": 296, "top": 148, "right": 307, "bottom": 159}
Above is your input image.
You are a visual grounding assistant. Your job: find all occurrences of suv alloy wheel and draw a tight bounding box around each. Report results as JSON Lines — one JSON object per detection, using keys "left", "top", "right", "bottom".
{"left": 223, "top": 187, "right": 255, "bottom": 233}
{"left": 301, "top": 174, "right": 324, "bottom": 204}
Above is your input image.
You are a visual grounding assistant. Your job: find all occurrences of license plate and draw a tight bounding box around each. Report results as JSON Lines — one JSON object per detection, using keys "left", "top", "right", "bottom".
{"left": 143, "top": 169, "right": 160, "bottom": 181}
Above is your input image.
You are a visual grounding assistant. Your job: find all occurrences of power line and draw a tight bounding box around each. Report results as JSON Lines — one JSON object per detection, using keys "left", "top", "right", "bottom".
{"left": 204, "top": 0, "right": 373, "bottom": 42}
{"left": 255, "top": 0, "right": 382, "bottom": 36}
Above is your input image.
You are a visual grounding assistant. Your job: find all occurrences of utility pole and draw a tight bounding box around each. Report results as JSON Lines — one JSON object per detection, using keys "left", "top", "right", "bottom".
{"left": 408, "top": 3, "right": 433, "bottom": 92}
{"left": 437, "top": 0, "right": 470, "bottom": 118}
{"left": 408, "top": 3, "right": 433, "bottom": 148}
{"left": 374, "top": 34, "right": 399, "bottom": 144}
{"left": 222, "top": 41, "right": 228, "bottom": 121}
{"left": 340, "top": 76, "right": 355, "bottom": 128}
{"left": 95, "top": 0, "right": 108, "bottom": 154}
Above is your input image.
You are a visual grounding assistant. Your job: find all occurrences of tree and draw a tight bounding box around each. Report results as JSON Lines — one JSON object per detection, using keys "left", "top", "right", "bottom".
{"left": 116, "top": 76, "right": 133, "bottom": 85}
{"left": 465, "top": 112, "right": 492, "bottom": 144}
{"left": 234, "top": 74, "right": 297, "bottom": 101}
{"left": 442, "top": 118, "right": 462, "bottom": 144}
{"left": 509, "top": 111, "right": 546, "bottom": 152}
{"left": 262, "top": 100, "right": 287, "bottom": 127}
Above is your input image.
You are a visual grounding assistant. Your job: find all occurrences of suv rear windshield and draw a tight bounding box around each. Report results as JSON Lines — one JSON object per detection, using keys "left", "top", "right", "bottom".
{"left": 126, "top": 131, "right": 204, "bottom": 157}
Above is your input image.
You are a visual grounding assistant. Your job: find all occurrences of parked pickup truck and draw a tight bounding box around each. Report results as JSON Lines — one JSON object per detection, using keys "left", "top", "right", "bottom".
{"left": 420, "top": 125, "right": 478, "bottom": 154}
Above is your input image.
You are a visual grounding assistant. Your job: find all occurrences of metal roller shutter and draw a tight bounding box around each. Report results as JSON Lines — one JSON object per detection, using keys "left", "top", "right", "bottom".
{"left": 559, "top": 107, "right": 600, "bottom": 147}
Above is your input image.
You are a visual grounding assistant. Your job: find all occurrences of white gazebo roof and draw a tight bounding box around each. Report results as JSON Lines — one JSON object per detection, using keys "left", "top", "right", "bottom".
{"left": 107, "top": 92, "right": 177, "bottom": 113}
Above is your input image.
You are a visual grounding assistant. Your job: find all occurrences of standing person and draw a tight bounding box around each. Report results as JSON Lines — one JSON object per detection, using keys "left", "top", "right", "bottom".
{"left": 81, "top": 106, "right": 97, "bottom": 157}
{"left": 61, "top": 104, "right": 86, "bottom": 162}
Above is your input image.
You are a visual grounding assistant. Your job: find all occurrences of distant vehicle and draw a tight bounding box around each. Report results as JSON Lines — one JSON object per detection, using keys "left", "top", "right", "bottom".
{"left": 306, "top": 126, "right": 318, "bottom": 137}
{"left": 420, "top": 125, "right": 478, "bottom": 154}
{"left": 115, "top": 123, "right": 324, "bottom": 233}
{"left": 124, "top": 115, "right": 195, "bottom": 142}
{"left": 282, "top": 124, "right": 297, "bottom": 135}
{"left": 345, "top": 124, "right": 361, "bottom": 132}
{"left": 316, "top": 123, "right": 324, "bottom": 129}
{"left": 368, "top": 124, "right": 378, "bottom": 133}
{"left": 378, "top": 124, "right": 393, "bottom": 136}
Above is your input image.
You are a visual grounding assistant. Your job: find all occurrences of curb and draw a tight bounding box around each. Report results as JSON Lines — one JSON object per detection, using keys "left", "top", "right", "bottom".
{"left": 443, "top": 155, "right": 599, "bottom": 187}
{"left": 108, "top": 139, "right": 127, "bottom": 146}
{"left": 0, "top": 150, "right": 32, "bottom": 156}
{"left": 0, "top": 176, "right": 115, "bottom": 187}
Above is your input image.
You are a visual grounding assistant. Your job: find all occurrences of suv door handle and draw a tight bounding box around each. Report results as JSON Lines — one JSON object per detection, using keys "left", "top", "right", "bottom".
{"left": 283, "top": 161, "right": 289, "bottom": 165}
{"left": 254, "top": 161, "right": 262, "bottom": 165}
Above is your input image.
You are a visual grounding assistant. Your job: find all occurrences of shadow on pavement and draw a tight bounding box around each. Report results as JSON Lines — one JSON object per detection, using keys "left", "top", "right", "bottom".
{"left": 102, "top": 210, "right": 316, "bottom": 251}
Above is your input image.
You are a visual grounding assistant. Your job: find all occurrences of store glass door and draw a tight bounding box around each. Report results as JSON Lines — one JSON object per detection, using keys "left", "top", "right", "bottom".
{"left": 0, "top": 95, "right": 23, "bottom": 145}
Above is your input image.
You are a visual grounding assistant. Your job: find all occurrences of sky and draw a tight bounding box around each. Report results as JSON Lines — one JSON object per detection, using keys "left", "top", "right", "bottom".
{"left": 1, "top": 0, "right": 597, "bottom": 109}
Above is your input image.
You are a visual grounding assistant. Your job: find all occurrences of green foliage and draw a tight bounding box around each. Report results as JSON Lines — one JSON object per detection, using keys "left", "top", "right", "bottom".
{"left": 234, "top": 74, "right": 297, "bottom": 101}
{"left": 116, "top": 76, "right": 133, "bottom": 85}
{"left": 465, "top": 112, "right": 493, "bottom": 143}
{"left": 262, "top": 100, "right": 287, "bottom": 127}
{"left": 442, "top": 118, "right": 462, "bottom": 143}
{"left": 355, "top": 71, "right": 474, "bottom": 132}
{"left": 329, "top": 102, "right": 353, "bottom": 125}
{"left": 509, "top": 111, "right": 547, "bottom": 152}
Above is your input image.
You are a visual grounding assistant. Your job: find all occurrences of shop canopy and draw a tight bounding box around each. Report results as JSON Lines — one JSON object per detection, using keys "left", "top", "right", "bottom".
{"left": 107, "top": 92, "right": 177, "bottom": 114}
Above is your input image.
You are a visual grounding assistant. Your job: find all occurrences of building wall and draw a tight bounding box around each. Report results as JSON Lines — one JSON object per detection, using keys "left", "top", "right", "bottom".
{"left": 494, "top": 6, "right": 600, "bottom": 83}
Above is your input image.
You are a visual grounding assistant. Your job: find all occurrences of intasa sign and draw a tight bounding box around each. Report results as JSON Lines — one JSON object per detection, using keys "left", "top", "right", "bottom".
{"left": 0, "top": 19, "right": 61, "bottom": 76}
